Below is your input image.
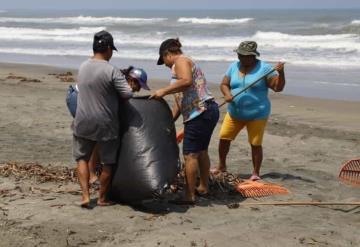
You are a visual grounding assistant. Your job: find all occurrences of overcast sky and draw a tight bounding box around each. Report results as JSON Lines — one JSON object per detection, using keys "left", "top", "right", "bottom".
{"left": 1, "top": 0, "right": 360, "bottom": 10}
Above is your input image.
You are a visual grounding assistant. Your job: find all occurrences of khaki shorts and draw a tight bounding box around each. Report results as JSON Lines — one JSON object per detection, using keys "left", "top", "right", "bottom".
{"left": 219, "top": 113, "right": 268, "bottom": 146}
{"left": 72, "top": 135, "right": 120, "bottom": 165}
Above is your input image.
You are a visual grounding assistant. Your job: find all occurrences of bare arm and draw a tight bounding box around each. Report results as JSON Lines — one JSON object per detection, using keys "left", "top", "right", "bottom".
{"left": 220, "top": 76, "right": 233, "bottom": 102}
{"left": 172, "top": 95, "right": 181, "bottom": 121}
{"left": 150, "top": 57, "right": 193, "bottom": 99}
{"left": 267, "top": 63, "right": 286, "bottom": 92}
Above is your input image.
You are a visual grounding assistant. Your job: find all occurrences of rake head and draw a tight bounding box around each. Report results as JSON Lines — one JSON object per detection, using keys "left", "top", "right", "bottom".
{"left": 339, "top": 158, "right": 360, "bottom": 186}
{"left": 176, "top": 129, "right": 184, "bottom": 144}
{"left": 236, "top": 180, "right": 289, "bottom": 198}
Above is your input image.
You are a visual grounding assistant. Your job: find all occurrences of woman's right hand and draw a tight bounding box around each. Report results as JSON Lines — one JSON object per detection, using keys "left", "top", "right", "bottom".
{"left": 224, "top": 94, "right": 233, "bottom": 103}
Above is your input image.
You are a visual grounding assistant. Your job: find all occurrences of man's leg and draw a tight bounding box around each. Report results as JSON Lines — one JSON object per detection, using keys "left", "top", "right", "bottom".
{"left": 97, "top": 164, "right": 113, "bottom": 205}
{"left": 73, "top": 135, "right": 95, "bottom": 207}
{"left": 77, "top": 159, "right": 91, "bottom": 206}
{"left": 197, "top": 150, "right": 211, "bottom": 194}
{"left": 88, "top": 144, "right": 99, "bottom": 184}
{"left": 250, "top": 144, "right": 263, "bottom": 180}
{"left": 184, "top": 153, "right": 200, "bottom": 202}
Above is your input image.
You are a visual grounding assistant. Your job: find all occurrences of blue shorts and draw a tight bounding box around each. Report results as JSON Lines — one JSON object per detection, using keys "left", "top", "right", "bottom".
{"left": 183, "top": 101, "right": 219, "bottom": 155}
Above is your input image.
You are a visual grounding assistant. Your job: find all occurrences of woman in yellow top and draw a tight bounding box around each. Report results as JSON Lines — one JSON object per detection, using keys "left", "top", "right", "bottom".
{"left": 212, "top": 41, "right": 285, "bottom": 180}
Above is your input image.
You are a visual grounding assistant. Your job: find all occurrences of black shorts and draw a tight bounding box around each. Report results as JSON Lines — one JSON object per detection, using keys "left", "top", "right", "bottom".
{"left": 72, "top": 135, "right": 120, "bottom": 165}
{"left": 183, "top": 101, "right": 219, "bottom": 155}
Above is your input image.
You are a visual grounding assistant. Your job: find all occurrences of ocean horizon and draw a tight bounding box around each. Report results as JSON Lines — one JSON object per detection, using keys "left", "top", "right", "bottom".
{"left": 0, "top": 9, "right": 359, "bottom": 101}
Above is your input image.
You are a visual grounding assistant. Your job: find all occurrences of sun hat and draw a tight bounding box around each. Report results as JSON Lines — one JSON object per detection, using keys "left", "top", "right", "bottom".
{"left": 93, "top": 30, "right": 117, "bottom": 52}
{"left": 234, "top": 41, "right": 260, "bottom": 56}
{"left": 129, "top": 68, "right": 150, "bottom": 90}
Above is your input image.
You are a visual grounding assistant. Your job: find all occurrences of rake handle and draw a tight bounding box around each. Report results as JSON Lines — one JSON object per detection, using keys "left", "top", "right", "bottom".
{"left": 239, "top": 202, "right": 360, "bottom": 206}
{"left": 176, "top": 66, "right": 279, "bottom": 143}
{"left": 218, "top": 67, "right": 278, "bottom": 108}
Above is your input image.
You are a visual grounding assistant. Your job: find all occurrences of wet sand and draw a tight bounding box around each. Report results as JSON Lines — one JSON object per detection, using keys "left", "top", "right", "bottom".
{"left": 0, "top": 62, "right": 359, "bottom": 247}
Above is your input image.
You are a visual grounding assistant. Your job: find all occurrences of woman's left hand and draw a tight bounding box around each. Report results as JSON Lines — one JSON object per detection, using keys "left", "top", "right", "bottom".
{"left": 149, "top": 89, "right": 167, "bottom": 99}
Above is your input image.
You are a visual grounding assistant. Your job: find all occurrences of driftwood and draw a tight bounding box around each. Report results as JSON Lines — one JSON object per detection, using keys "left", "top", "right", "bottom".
{"left": 0, "top": 162, "right": 77, "bottom": 183}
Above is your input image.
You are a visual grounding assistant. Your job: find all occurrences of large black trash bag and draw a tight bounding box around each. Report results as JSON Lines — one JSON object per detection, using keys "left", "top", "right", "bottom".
{"left": 110, "top": 96, "right": 179, "bottom": 202}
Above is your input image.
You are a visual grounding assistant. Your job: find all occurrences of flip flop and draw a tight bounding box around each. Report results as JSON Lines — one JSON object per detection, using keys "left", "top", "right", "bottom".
{"left": 168, "top": 198, "right": 195, "bottom": 205}
{"left": 77, "top": 200, "right": 92, "bottom": 209}
{"left": 249, "top": 175, "right": 261, "bottom": 181}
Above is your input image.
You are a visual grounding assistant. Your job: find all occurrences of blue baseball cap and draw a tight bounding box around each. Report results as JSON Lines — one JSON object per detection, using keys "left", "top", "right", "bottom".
{"left": 129, "top": 68, "right": 150, "bottom": 90}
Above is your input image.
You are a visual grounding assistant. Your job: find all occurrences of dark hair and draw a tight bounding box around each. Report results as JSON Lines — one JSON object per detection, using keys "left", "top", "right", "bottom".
{"left": 163, "top": 38, "right": 182, "bottom": 55}
{"left": 120, "top": 66, "right": 134, "bottom": 81}
{"left": 93, "top": 46, "right": 108, "bottom": 53}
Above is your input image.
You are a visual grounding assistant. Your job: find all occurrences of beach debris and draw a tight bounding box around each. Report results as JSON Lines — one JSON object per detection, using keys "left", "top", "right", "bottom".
{"left": 339, "top": 158, "right": 360, "bottom": 186}
{"left": 0, "top": 189, "right": 16, "bottom": 198}
{"left": 0, "top": 162, "right": 77, "bottom": 183}
{"left": 209, "top": 172, "right": 289, "bottom": 198}
{"left": 49, "top": 71, "right": 75, "bottom": 82}
{"left": 6, "top": 74, "right": 41, "bottom": 83}
{"left": 236, "top": 180, "right": 289, "bottom": 198}
{"left": 226, "top": 203, "right": 240, "bottom": 209}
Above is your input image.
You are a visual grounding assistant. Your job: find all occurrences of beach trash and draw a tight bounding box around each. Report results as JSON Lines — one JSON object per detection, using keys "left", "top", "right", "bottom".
{"left": 339, "top": 158, "right": 360, "bottom": 186}
{"left": 110, "top": 96, "right": 179, "bottom": 202}
{"left": 236, "top": 180, "right": 289, "bottom": 198}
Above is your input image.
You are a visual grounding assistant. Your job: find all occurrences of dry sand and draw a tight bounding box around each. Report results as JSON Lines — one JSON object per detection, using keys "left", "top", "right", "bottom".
{"left": 0, "top": 62, "right": 359, "bottom": 247}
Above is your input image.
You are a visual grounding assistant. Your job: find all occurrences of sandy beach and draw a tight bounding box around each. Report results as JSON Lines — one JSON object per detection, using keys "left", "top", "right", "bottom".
{"left": 0, "top": 62, "right": 360, "bottom": 247}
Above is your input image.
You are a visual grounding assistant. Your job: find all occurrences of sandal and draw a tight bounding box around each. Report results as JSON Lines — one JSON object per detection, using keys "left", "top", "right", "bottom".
{"left": 195, "top": 189, "right": 210, "bottom": 198}
{"left": 249, "top": 175, "right": 261, "bottom": 181}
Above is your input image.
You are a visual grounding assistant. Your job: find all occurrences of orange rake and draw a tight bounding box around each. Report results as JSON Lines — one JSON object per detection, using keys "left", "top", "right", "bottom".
{"left": 339, "top": 158, "right": 360, "bottom": 186}
{"left": 236, "top": 180, "right": 289, "bottom": 198}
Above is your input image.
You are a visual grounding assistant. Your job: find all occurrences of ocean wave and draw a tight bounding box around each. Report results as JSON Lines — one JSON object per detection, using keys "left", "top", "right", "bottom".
{"left": 0, "top": 16, "right": 167, "bottom": 25}
{"left": 1, "top": 26, "right": 359, "bottom": 52}
{"left": 0, "top": 26, "right": 167, "bottom": 46}
{"left": 177, "top": 17, "right": 253, "bottom": 24}
{"left": 1, "top": 46, "right": 360, "bottom": 68}
{"left": 0, "top": 26, "right": 106, "bottom": 43}
{"left": 351, "top": 20, "right": 360, "bottom": 25}
{"left": 252, "top": 31, "right": 360, "bottom": 51}
{"left": 313, "top": 80, "right": 360, "bottom": 87}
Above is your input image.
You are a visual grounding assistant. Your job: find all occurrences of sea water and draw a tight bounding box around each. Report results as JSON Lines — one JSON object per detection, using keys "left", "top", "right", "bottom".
{"left": 0, "top": 9, "right": 359, "bottom": 101}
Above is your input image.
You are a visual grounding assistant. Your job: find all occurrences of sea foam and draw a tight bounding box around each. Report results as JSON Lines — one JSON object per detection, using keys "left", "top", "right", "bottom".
{"left": 0, "top": 16, "right": 167, "bottom": 25}
{"left": 177, "top": 17, "right": 253, "bottom": 24}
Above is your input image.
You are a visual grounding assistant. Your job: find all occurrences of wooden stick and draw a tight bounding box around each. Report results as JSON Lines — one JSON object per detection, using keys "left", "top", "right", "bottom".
{"left": 218, "top": 65, "right": 282, "bottom": 108}
{"left": 239, "top": 202, "right": 360, "bottom": 206}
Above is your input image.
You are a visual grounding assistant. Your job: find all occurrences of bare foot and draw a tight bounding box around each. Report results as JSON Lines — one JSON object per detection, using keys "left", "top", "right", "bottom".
{"left": 89, "top": 176, "right": 99, "bottom": 185}
{"left": 80, "top": 196, "right": 90, "bottom": 208}
{"left": 210, "top": 167, "right": 226, "bottom": 175}
{"left": 97, "top": 200, "right": 115, "bottom": 206}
